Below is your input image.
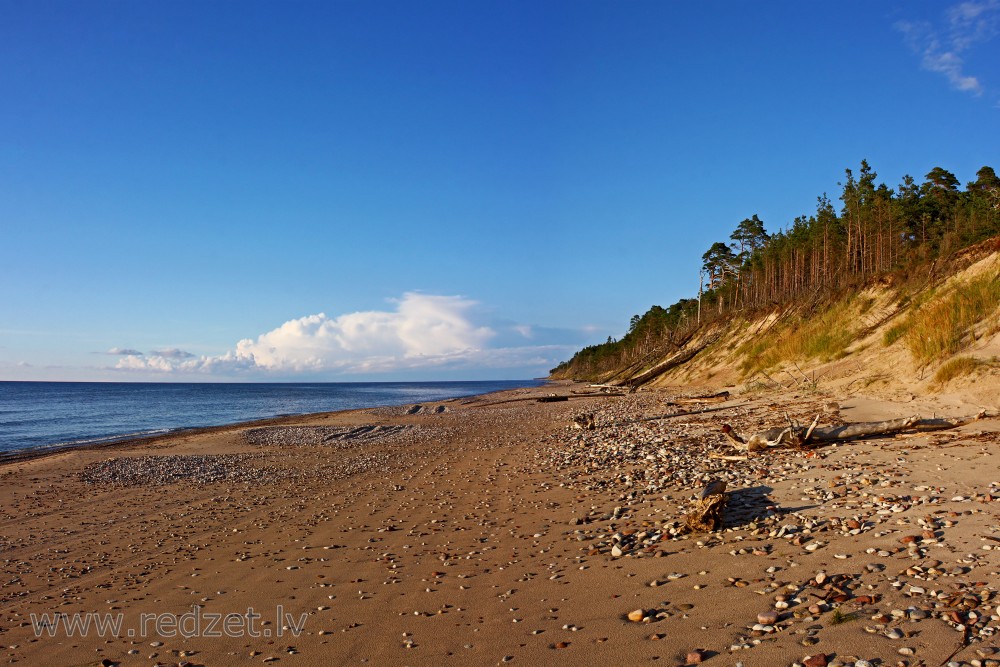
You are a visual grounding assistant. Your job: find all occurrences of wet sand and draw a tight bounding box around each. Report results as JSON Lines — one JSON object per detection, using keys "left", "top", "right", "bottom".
{"left": 1, "top": 382, "right": 998, "bottom": 667}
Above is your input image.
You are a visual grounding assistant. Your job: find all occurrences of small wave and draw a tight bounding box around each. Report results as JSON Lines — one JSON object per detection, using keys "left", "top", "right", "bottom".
{"left": 53, "top": 428, "right": 173, "bottom": 447}
{"left": 3, "top": 429, "right": 178, "bottom": 455}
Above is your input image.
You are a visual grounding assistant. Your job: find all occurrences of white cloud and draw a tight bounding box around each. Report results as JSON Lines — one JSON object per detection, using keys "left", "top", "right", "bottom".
{"left": 923, "top": 50, "right": 983, "bottom": 93}
{"left": 896, "top": 1, "right": 999, "bottom": 96}
{"left": 512, "top": 325, "right": 534, "bottom": 338}
{"left": 232, "top": 293, "right": 493, "bottom": 372}
{"left": 116, "top": 354, "right": 174, "bottom": 372}
{"left": 110, "top": 293, "right": 570, "bottom": 377}
{"left": 948, "top": 1, "right": 1000, "bottom": 48}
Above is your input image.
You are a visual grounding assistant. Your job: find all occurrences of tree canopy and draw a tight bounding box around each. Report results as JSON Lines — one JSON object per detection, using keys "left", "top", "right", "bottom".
{"left": 551, "top": 160, "right": 1000, "bottom": 378}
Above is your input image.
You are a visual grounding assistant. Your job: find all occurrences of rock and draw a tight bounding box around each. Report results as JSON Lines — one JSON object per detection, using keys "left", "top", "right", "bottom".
{"left": 758, "top": 611, "right": 778, "bottom": 624}
{"left": 628, "top": 609, "right": 644, "bottom": 622}
{"left": 804, "top": 654, "right": 828, "bottom": 667}
{"left": 685, "top": 649, "right": 703, "bottom": 663}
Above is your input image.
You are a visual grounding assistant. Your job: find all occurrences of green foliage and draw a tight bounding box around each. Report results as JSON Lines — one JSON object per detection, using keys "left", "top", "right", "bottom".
{"left": 702, "top": 241, "right": 737, "bottom": 287}
{"left": 730, "top": 214, "right": 769, "bottom": 265}
{"left": 549, "top": 299, "right": 698, "bottom": 378}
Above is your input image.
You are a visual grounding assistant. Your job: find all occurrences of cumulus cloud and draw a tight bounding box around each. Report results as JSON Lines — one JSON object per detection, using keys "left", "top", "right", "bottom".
{"left": 896, "top": 1, "right": 999, "bottom": 96}
{"left": 107, "top": 347, "right": 143, "bottom": 356}
{"left": 111, "top": 293, "right": 571, "bottom": 377}
{"left": 116, "top": 354, "right": 175, "bottom": 372}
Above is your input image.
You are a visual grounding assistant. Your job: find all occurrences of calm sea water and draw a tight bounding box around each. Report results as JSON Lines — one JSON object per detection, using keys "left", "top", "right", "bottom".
{"left": 0, "top": 380, "right": 543, "bottom": 455}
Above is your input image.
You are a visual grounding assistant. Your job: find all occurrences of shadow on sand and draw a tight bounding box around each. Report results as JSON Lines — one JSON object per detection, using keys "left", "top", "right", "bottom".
{"left": 721, "top": 484, "right": 817, "bottom": 529}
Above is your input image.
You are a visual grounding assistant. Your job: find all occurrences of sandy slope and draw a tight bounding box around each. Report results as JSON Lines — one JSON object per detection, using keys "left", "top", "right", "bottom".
{"left": 1, "top": 383, "right": 999, "bottom": 667}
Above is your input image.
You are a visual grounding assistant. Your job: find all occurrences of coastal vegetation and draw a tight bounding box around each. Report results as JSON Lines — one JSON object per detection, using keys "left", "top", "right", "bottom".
{"left": 890, "top": 270, "right": 1000, "bottom": 364}
{"left": 552, "top": 161, "right": 1000, "bottom": 381}
{"left": 736, "top": 294, "right": 861, "bottom": 378}
{"left": 932, "top": 356, "right": 984, "bottom": 386}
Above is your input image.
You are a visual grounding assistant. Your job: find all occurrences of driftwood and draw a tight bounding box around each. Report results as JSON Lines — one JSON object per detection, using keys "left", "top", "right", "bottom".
{"left": 684, "top": 479, "right": 727, "bottom": 532}
{"left": 723, "top": 410, "right": 988, "bottom": 452}
{"left": 641, "top": 402, "right": 749, "bottom": 422}
{"left": 572, "top": 389, "right": 627, "bottom": 397}
{"left": 479, "top": 392, "right": 624, "bottom": 407}
{"left": 670, "top": 391, "right": 730, "bottom": 405}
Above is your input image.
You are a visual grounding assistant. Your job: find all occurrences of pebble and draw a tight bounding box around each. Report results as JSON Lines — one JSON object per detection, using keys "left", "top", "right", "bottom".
{"left": 757, "top": 611, "right": 778, "bottom": 624}
{"left": 81, "top": 453, "right": 295, "bottom": 487}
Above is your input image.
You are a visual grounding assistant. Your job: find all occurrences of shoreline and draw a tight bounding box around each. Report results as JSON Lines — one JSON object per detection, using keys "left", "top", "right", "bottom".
{"left": 1, "top": 382, "right": 998, "bottom": 666}
{"left": 0, "top": 379, "right": 550, "bottom": 466}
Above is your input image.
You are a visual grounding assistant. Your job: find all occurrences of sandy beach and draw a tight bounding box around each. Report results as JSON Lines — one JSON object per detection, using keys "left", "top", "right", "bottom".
{"left": 2, "top": 382, "right": 999, "bottom": 667}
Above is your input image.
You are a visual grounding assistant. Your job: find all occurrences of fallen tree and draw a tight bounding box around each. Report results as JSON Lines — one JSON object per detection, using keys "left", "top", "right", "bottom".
{"left": 612, "top": 332, "right": 721, "bottom": 388}
{"left": 722, "top": 410, "right": 988, "bottom": 452}
{"left": 669, "top": 390, "right": 730, "bottom": 405}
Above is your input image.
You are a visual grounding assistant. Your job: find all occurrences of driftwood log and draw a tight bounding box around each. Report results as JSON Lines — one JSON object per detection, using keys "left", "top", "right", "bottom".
{"left": 684, "top": 479, "right": 727, "bottom": 532}
{"left": 722, "top": 410, "right": 988, "bottom": 452}
{"left": 670, "top": 391, "right": 730, "bottom": 405}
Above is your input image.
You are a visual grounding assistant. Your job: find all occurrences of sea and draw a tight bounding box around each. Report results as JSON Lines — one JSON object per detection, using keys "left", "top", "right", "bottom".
{"left": 0, "top": 380, "right": 544, "bottom": 456}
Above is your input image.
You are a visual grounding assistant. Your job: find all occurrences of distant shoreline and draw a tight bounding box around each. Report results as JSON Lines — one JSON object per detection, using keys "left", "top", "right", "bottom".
{"left": 0, "top": 379, "right": 547, "bottom": 464}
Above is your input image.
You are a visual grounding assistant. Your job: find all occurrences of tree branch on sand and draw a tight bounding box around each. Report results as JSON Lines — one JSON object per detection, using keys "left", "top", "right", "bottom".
{"left": 721, "top": 410, "right": 988, "bottom": 453}
{"left": 687, "top": 410, "right": 989, "bottom": 532}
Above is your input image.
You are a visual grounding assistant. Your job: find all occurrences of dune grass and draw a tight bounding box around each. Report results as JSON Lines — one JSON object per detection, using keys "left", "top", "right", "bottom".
{"left": 933, "top": 356, "right": 982, "bottom": 385}
{"left": 882, "top": 322, "right": 907, "bottom": 347}
{"left": 903, "top": 272, "right": 1000, "bottom": 364}
{"left": 740, "top": 297, "right": 859, "bottom": 377}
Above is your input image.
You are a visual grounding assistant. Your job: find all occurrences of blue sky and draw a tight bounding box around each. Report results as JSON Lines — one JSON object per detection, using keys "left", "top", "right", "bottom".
{"left": 1, "top": 0, "right": 998, "bottom": 381}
